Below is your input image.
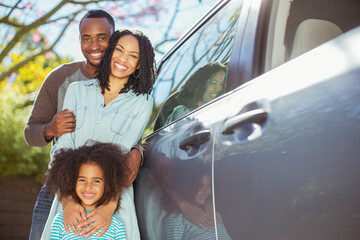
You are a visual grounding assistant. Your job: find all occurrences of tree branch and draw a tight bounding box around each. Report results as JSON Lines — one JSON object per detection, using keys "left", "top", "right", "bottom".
{"left": 68, "top": 0, "right": 117, "bottom": 4}
{"left": 154, "top": 0, "right": 181, "bottom": 55}
{"left": 0, "top": 12, "right": 78, "bottom": 82}
{"left": 0, "top": 0, "right": 68, "bottom": 63}
{"left": 0, "top": 0, "right": 23, "bottom": 27}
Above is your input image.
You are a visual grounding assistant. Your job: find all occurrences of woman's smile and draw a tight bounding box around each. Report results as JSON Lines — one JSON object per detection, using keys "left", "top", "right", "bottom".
{"left": 114, "top": 62, "right": 128, "bottom": 71}
{"left": 109, "top": 34, "right": 140, "bottom": 82}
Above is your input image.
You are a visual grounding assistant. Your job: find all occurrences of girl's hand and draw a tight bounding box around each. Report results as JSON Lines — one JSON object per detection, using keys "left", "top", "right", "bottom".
{"left": 63, "top": 201, "right": 87, "bottom": 236}
{"left": 180, "top": 201, "right": 214, "bottom": 228}
{"left": 78, "top": 203, "right": 115, "bottom": 237}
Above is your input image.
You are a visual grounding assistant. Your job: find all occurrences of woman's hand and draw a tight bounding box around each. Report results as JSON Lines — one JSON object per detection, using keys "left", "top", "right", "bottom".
{"left": 78, "top": 201, "right": 117, "bottom": 237}
{"left": 180, "top": 201, "right": 214, "bottom": 228}
{"left": 63, "top": 200, "right": 87, "bottom": 236}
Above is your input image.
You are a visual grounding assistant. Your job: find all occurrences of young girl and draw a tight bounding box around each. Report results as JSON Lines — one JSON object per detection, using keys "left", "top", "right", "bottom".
{"left": 45, "top": 141, "right": 129, "bottom": 239}
{"left": 41, "top": 28, "right": 156, "bottom": 239}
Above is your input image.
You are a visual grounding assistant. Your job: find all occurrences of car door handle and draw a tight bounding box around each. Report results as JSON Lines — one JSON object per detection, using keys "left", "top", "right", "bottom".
{"left": 222, "top": 109, "right": 268, "bottom": 135}
{"left": 179, "top": 130, "right": 211, "bottom": 150}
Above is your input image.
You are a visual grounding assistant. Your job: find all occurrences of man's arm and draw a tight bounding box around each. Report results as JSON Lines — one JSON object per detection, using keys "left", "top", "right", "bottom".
{"left": 24, "top": 70, "right": 75, "bottom": 146}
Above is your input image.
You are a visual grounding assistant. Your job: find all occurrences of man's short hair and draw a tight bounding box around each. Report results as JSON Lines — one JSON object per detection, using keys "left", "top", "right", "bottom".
{"left": 79, "top": 9, "right": 115, "bottom": 32}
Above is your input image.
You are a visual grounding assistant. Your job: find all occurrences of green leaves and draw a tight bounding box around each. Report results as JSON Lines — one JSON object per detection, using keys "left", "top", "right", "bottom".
{"left": 0, "top": 86, "right": 50, "bottom": 181}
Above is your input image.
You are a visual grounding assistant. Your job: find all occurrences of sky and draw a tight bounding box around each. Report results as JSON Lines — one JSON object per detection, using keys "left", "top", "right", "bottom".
{"left": 23, "top": 0, "right": 219, "bottom": 63}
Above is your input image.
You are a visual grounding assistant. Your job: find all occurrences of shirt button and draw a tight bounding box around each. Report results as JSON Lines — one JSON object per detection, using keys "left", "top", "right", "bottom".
{"left": 96, "top": 121, "right": 100, "bottom": 124}
{"left": 92, "top": 138, "right": 96, "bottom": 141}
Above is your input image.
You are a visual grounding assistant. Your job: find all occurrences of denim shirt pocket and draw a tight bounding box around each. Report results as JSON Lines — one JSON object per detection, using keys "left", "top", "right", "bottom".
{"left": 75, "top": 106, "right": 87, "bottom": 130}
{"left": 110, "top": 110, "right": 137, "bottom": 136}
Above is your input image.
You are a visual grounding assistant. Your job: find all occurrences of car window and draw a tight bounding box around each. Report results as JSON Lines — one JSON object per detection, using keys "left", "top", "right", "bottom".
{"left": 152, "top": 0, "right": 243, "bottom": 131}
{"left": 264, "top": 0, "right": 360, "bottom": 71}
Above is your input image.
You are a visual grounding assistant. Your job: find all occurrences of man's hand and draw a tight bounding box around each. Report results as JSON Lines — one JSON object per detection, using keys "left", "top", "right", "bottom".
{"left": 78, "top": 202, "right": 116, "bottom": 237}
{"left": 63, "top": 200, "right": 87, "bottom": 236}
{"left": 125, "top": 148, "right": 142, "bottom": 186}
{"left": 44, "top": 109, "right": 75, "bottom": 141}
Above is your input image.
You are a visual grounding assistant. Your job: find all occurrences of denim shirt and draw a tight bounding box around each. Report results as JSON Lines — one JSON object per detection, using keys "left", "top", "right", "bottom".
{"left": 51, "top": 79, "right": 153, "bottom": 156}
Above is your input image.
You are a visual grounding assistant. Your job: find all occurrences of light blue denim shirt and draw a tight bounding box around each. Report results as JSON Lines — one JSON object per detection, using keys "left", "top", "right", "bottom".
{"left": 51, "top": 79, "right": 153, "bottom": 156}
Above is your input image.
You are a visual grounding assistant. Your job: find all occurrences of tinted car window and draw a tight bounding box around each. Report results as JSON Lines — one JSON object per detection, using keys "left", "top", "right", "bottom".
{"left": 264, "top": 0, "right": 360, "bottom": 71}
{"left": 152, "top": 0, "right": 243, "bottom": 130}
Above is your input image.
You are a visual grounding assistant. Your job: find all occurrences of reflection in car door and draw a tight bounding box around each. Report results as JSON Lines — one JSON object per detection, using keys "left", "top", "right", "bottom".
{"left": 135, "top": 113, "right": 217, "bottom": 239}
{"left": 213, "top": 29, "right": 360, "bottom": 239}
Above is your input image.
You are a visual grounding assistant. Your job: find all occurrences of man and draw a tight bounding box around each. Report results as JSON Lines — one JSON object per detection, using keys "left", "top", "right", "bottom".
{"left": 25, "top": 9, "right": 143, "bottom": 239}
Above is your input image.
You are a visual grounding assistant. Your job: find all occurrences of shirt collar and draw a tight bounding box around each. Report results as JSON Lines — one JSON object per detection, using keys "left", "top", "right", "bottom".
{"left": 84, "top": 79, "right": 136, "bottom": 96}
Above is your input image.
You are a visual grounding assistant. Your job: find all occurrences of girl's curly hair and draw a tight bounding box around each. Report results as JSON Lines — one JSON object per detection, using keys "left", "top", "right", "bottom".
{"left": 95, "top": 29, "right": 156, "bottom": 96}
{"left": 45, "top": 142, "right": 129, "bottom": 211}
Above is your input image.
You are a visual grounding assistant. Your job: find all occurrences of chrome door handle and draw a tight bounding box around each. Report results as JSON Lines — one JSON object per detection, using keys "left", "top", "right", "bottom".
{"left": 179, "top": 130, "right": 211, "bottom": 150}
{"left": 222, "top": 109, "right": 268, "bottom": 135}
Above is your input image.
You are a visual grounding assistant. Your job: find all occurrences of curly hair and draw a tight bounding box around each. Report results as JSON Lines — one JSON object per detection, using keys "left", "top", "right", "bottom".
{"left": 177, "top": 62, "right": 227, "bottom": 109}
{"left": 79, "top": 9, "right": 115, "bottom": 33}
{"left": 45, "top": 142, "right": 129, "bottom": 211}
{"left": 95, "top": 29, "right": 156, "bottom": 96}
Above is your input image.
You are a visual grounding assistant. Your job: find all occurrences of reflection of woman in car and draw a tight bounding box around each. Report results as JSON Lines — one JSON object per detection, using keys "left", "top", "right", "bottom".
{"left": 165, "top": 62, "right": 227, "bottom": 124}
{"left": 164, "top": 161, "right": 231, "bottom": 239}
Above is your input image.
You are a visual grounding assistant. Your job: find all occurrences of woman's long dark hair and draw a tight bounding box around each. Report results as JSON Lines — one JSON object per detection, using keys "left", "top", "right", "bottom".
{"left": 177, "top": 62, "right": 227, "bottom": 109}
{"left": 96, "top": 29, "right": 156, "bottom": 95}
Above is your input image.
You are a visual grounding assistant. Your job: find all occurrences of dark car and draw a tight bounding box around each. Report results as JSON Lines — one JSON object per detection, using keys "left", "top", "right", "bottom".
{"left": 135, "top": 0, "right": 360, "bottom": 239}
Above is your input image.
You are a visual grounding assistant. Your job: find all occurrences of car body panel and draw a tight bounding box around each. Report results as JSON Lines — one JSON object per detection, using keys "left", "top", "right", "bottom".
{"left": 135, "top": 0, "right": 360, "bottom": 239}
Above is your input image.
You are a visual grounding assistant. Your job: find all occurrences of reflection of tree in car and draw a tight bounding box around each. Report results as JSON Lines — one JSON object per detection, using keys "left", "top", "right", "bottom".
{"left": 165, "top": 62, "right": 227, "bottom": 124}
{"left": 164, "top": 160, "right": 231, "bottom": 239}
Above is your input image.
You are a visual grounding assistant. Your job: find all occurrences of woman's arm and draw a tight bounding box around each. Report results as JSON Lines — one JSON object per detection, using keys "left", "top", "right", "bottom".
{"left": 61, "top": 197, "right": 87, "bottom": 236}
{"left": 49, "top": 83, "right": 78, "bottom": 159}
{"left": 78, "top": 196, "right": 119, "bottom": 238}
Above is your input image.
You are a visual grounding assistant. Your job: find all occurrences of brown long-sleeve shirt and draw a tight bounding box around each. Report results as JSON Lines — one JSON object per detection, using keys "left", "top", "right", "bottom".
{"left": 24, "top": 61, "right": 92, "bottom": 146}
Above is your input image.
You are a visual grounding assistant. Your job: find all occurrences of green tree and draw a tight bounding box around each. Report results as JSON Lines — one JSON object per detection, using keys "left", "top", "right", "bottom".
{"left": 0, "top": 85, "right": 51, "bottom": 181}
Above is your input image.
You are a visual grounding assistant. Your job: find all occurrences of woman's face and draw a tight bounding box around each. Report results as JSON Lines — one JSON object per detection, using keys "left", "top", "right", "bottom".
{"left": 201, "top": 70, "right": 226, "bottom": 104}
{"left": 194, "top": 174, "right": 211, "bottom": 206}
{"left": 110, "top": 34, "right": 140, "bottom": 82}
{"left": 75, "top": 163, "right": 105, "bottom": 211}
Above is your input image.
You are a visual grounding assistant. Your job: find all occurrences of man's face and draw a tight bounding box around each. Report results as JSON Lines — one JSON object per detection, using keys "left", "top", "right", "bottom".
{"left": 79, "top": 17, "right": 113, "bottom": 68}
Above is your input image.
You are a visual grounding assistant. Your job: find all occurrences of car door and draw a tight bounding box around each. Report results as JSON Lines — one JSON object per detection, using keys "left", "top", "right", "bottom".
{"left": 134, "top": 0, "right": 246, "bottom": 239}
{"left": 135, "top": 0, "right": 360, "bottom": 239}
{"left": 212, "top": 17, "right": 360, "bottom": 240}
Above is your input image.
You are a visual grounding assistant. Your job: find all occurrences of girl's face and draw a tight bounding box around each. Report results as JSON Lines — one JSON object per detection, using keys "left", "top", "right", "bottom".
{"left": 201, "top": 70, "right": 226, "bottom": 104}
{"left": 109, "top": 34, "right": 140, "bottom": 83}
{"left": 75, "top": 163, "right": 105, "bottom": 211}
{"left": 194, "top": 174, "right": 211, "bottom": 206}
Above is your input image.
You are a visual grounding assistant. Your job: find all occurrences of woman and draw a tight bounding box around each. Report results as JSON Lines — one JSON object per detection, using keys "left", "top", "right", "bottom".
{"left": 41, "top": 29, "right": 156, "bottom": 240}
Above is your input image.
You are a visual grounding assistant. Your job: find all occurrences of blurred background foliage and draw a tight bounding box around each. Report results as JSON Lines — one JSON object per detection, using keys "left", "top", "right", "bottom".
{"left": 0, "top": 85, "right": 50, "bottom": 181}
